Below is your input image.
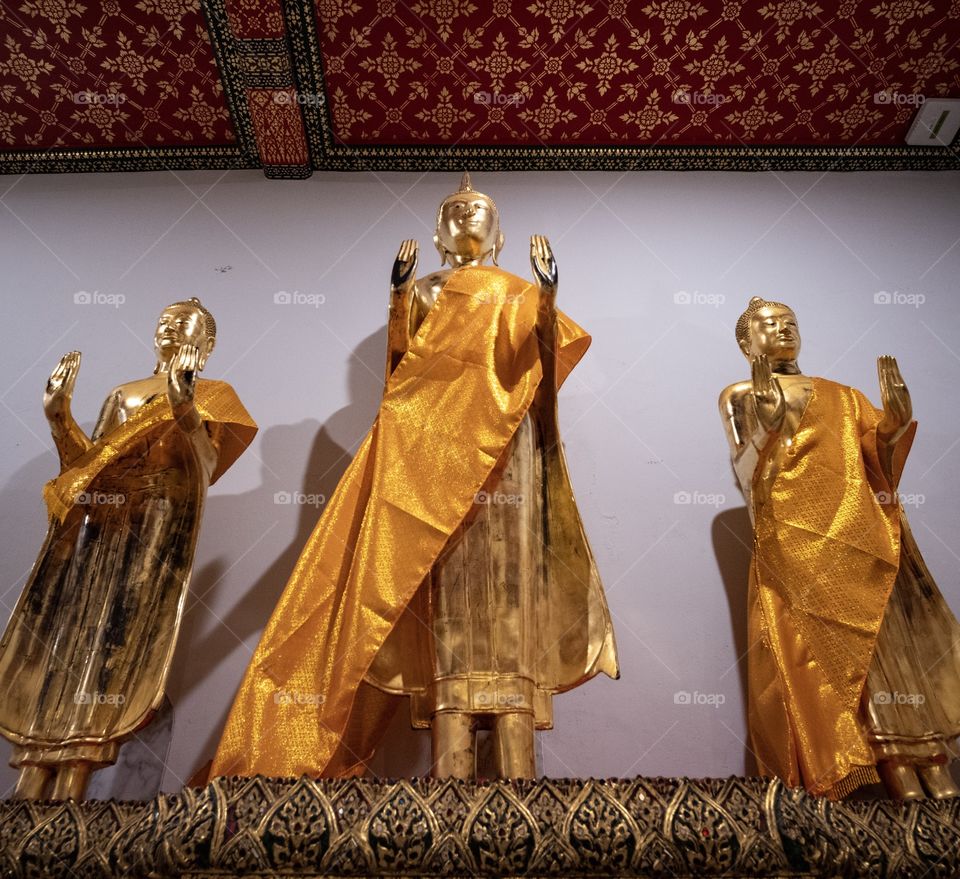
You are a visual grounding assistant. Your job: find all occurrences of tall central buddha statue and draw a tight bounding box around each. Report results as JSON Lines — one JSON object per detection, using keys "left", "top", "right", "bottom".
{"left": 212, "top": 173, "right": 618, "bottom": 780}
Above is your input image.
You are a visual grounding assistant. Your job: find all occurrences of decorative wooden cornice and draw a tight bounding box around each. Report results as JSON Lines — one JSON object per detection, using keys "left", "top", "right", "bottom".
{"left": 203, "top": 0, "right": 311, "bottom": 179}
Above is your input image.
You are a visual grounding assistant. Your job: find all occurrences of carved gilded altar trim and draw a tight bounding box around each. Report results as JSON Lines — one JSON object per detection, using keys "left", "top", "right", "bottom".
{"left": 2, "top": 776, "right": 958, "bottom": 877}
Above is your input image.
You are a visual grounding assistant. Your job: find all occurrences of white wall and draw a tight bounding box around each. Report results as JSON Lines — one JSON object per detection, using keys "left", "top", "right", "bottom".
{"left": 0, "top": 168, "right": 958, "bottom": 795}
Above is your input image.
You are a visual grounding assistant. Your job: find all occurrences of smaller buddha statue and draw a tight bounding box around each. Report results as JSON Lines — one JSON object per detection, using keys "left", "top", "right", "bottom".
{"left": 0, "top": 298, "right": 256, "bottom": 800}
{"left": 719, "top": 297, "right": 960, "bottom": 800}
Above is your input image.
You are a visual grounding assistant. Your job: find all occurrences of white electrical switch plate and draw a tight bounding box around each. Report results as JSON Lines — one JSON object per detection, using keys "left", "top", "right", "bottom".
{"left": 905, "top": 99, "right": 960, "bottom": 147}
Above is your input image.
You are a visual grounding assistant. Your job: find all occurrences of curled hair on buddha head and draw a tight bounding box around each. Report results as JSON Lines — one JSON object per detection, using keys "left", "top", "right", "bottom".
{"left": 168, "top": 297, "right": 217, "bottom": 340}
{"left": 736, "top": 296, "right": 791, "bottom": 352}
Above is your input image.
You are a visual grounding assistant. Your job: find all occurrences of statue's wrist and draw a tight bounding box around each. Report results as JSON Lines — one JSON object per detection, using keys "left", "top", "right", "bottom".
{"left": 173, "top": 398, "right": 196, "bottom": 416}
{"left": 46, "top": 405, "right": 71, "bottom": 427}
{"left": 878, "top": 423, "right": 906, "bottom": 446}
{"left": 752, "top": 425, "right": 780, "bottom": 453}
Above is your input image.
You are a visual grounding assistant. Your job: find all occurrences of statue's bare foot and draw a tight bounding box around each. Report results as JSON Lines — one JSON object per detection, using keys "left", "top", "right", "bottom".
{"left": 919, "top": 763, "right": 960, "bottom": 799}
{"left": 878, "top": 760, "right": 925, "bottom": 800}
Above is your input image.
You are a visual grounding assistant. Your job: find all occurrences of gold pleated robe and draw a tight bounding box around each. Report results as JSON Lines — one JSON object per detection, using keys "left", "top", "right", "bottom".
{"left": 211, "top": 265, "right": 617, "bottom": 779}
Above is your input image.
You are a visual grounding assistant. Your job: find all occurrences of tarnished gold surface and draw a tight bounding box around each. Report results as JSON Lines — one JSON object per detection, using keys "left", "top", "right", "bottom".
{"left": 0, "top": 300, "right": 256, "bottom": 801}
{"left": 211, "top": 175, "right": 616, "bottom": 781}
{"left": 2, "top": 775, "right": 960, "bottom": 878}
{"left": 719, "top": 298, "right": 960, "bottom": 800}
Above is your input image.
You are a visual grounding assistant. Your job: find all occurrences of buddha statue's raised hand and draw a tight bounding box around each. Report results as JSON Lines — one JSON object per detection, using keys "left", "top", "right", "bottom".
{"left": 168, "top": 343, "right": 202, "bottom": 432}
{"left": 44, "top": 350, "right": 92, "bottom": 469}
{"left": 43, "top": 351, "right": 81, "bottom": 422}
{"left": 531, "top": 234, "right": 559, "bottom": 401}
{"left": 385, "top": 239, "right": 420, "bottom": 383}
{"left": 877, "top": 355, "right": 912, "bottom": 445}
{"left": 751, "top": 353, "right": 786, "bottom": 434}
{"left": 392, "top": 239, "right": 418, "bottom": 296}
{"left": 530, "top": 234, "right": 557, "bottom": 304}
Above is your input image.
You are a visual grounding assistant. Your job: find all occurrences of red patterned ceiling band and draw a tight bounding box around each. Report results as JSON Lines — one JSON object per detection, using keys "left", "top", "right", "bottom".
{"left": 247, "top": 87, "right": 310, "bottom": 166}
{"left": 310, "top": 0, "right": 960, "bottom": 149}
{"left": 220, "top": 0, "right": 311, "bottom": 177}
{"left": 1, "top": 0, "right": 958, "bottom": 173}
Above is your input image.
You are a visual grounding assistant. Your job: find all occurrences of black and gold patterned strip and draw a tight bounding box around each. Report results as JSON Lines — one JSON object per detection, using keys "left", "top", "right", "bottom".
{"left": 0, "top": 145, "right": 254, "bottom": 175}
{"left": 202, "top": 0, "right": 311, "bottom": 178}
{"left": 1, "top": 775, "right": 958, "bottom": 878}
{"left": 198, "top": 0, "right": 262, "bottom": 167}
{"left": 281, "top": 0, "right": 327, "bottom": 167}
{"left": 4, "top": 142, "right": 958, "bottom": 174}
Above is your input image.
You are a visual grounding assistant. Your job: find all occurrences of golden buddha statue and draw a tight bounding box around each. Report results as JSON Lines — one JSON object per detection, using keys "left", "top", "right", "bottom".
{"left": 211, "top": 173, "right": 618, "bottom": 781}
{"left": 719, "top": 297, "right": 960, "bottom": 800}
{"left": 0, "top": 299, "right": 256, "bottom": 801}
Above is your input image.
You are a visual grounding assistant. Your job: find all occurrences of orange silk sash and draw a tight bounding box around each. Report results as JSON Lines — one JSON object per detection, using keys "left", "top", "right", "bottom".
{"left": 211, "top": 265, "right": 590, "bottom": 778}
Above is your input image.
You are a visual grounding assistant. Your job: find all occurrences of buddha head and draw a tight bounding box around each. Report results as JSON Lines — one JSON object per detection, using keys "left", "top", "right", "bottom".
{"left": 736, "top": 296, "right": 801, "bottom": 365}
{"left": 434, "top": 171, "right": 504, "bottom": 267}
{"left": 154, "top": 297, "right": 217, "bottom": 372}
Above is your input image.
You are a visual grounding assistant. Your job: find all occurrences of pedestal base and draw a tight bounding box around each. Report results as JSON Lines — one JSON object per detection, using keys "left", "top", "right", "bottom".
{"left": 1, "top": 775, "right": 958, "bottom": 877}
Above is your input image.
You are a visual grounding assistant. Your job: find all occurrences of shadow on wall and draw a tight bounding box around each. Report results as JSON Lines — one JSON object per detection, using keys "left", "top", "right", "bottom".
{"left": 0, "top": 450, "right": 56, "bottom": 611}
{"left": 711, "top": 506, "right": 756, "bottom": 777}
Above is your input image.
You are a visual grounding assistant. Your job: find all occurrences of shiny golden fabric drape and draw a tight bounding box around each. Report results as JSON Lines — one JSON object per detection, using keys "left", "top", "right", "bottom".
{"left": 748, "top": 377, "right": 914, "bottom": 798}
{"left": 43, "top": 379, "right": 257, "bottom": 521}
{"left": 211, "top": 265, "right": 592, "bottom": 779}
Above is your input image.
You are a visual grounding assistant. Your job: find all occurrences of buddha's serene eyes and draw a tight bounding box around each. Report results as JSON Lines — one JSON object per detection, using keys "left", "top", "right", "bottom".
{"left": 761, "top": 317, "right": 796, "bottom": 329}
{"left": 450, "top": 201, "right": 486, "bottom": 212}
{"left": 160, "top": 313, "right": 196, "bottom": 331}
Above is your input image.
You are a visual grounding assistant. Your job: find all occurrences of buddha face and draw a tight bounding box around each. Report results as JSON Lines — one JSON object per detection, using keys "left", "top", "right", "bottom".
{"left": 435, "top": 193, "right": 503, "bottom": 264}
{"left": 154, "top": 303, "right": 214, "bottom": 369}
{"left": 743, "top": 304, "right": 801, "bottom": 363}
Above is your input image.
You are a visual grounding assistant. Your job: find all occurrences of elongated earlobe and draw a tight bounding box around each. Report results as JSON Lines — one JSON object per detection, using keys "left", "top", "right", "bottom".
{"left": 433, "top": 233, "right": 448, "bottom": 266}
{"left": 197, "top": 336, "right": 216, "bottom": 372}
{"left": 492, "top": 230, "right": 505, "bottom": 266}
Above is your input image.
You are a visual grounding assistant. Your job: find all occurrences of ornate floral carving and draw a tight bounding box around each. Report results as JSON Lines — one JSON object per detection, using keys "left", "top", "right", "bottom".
{"left": 2, "top": 776, "right": 958, "bottom": 878}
